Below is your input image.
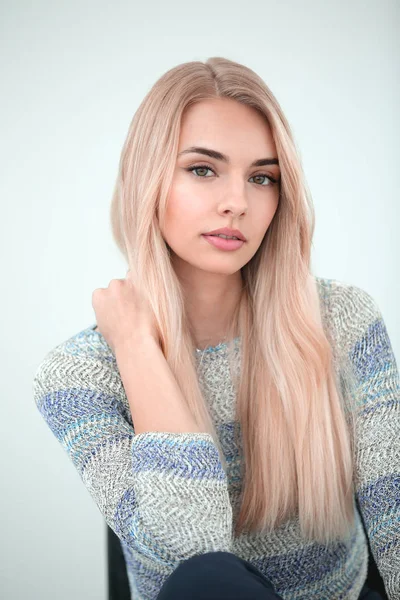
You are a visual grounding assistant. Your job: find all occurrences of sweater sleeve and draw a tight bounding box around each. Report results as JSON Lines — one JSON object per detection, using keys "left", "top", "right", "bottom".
{"left": 333, "top": 283, "right": 400, "bottom": 599}
{"left": 33, "top": 326, "right": 233, "bottom": 585}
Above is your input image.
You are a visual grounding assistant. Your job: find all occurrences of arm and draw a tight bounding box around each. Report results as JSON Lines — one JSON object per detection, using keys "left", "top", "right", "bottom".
{"left": 114, "top": 334, "right": 202, "bottom": 434}
{"left": 33, "top": 326, "right": 233, "bottom": 591}
{"left": 333, "top": 283, "right": 400, "bottom": 599}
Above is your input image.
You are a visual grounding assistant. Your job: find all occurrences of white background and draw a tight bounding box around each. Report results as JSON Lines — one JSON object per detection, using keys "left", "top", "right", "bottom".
{"left": 1, "top": 1, "right": 399, "bottom": 598}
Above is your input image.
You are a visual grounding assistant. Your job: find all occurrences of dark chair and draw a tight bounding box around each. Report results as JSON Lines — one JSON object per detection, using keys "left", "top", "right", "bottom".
{"left": 107, "top": 525, "right": 131, "bottom": 600}
{"left": 355, "top": 497, "right": 388, "bottom": 600}
{"left": 106, "top": 510, "right": 389, "bottom": 600}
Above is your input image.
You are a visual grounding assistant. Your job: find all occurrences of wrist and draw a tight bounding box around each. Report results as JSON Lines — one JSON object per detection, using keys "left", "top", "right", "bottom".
{"left": 114, "top": 332, "right": 160, "bottom": 358}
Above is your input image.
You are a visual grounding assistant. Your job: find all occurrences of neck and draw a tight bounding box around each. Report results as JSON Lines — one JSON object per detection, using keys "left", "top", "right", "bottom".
{"left": 173, "top": 259, "right": 243, "bottom": 349}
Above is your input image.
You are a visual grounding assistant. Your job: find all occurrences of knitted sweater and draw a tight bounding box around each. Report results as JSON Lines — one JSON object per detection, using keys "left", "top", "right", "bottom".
{"left": 33, "top": 276, "right": 400, "bottom": 600}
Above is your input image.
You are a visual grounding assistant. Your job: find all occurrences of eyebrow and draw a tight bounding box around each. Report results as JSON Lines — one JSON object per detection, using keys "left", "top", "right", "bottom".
{"left": 177, "top": 146, "right": 280, "bottom": 168}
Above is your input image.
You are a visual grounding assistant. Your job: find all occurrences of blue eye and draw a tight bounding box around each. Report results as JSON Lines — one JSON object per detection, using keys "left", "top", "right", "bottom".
{"left": 185, "top": 164, "right": 278, "bottom": 186}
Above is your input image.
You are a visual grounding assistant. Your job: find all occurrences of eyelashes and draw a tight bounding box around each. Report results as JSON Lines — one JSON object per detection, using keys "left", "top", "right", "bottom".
{"left": 185, "top": 164, "right": 279, "bottom": 187}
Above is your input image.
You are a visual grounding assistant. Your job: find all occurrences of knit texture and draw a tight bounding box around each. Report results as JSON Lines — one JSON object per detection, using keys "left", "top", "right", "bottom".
{"left": 33, "top": 276, "right": 400, "bottom": 599}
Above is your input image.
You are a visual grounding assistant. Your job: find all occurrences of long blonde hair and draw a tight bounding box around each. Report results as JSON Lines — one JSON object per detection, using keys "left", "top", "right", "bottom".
{"left": 110, "top": 56, "right": 357, "bottom": 544}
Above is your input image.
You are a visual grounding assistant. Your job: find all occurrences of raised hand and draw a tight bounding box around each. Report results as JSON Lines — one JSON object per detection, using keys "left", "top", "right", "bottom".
{"left": 91, "top": 270, "right": 159, "bottom": 353}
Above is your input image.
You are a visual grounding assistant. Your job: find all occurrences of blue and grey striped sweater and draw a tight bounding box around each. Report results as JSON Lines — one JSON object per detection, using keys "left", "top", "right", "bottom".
{"left": 33, "top": 277, "right": 400, "bottom": 599}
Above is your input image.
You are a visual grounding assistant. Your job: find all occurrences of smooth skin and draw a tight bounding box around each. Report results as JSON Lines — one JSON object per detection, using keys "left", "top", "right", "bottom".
{"left": 161, "top": 97, "right": 281, "bottom": 349}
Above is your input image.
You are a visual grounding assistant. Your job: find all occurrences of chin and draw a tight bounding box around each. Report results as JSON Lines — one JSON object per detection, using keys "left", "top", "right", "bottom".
{"left": 199, "top": 261, "right": 243, "bottom": 276}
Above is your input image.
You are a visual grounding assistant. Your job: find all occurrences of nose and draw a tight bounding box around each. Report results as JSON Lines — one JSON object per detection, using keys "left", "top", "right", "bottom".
{"left": 218, "top": 183, "right": 248, "bottom": 217}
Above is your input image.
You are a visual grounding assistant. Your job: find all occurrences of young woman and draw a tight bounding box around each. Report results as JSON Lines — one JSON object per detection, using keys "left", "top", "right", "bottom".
{"left": 33, "top": 57, "right": 399, "bottom": 600}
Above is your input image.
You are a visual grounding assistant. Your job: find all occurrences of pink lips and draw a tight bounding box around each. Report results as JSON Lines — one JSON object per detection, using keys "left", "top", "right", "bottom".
{"left": 203, "top": 227, "right": 246, "bottom": 241}
{"left": 202, "top": 234, "right": 245, "bottom": 251}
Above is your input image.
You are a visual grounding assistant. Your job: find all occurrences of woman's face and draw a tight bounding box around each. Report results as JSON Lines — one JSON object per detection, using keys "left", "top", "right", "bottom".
{"left": 161, "top": 97, "right": 281, "bottom": 277}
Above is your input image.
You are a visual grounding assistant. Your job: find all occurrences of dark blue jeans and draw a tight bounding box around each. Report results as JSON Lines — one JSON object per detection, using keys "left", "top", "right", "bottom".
{"left": 156, "top": 551, "right": 383, "bottom": 599}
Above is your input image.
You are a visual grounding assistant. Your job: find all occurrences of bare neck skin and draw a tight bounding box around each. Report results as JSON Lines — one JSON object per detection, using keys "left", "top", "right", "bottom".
{"left": 174, "top": 256, "right": 243, "bottom": 350}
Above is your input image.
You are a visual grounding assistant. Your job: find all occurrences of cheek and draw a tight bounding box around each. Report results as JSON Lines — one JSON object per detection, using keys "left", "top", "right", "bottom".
{"left": 261, "top": 195, "right": 279, "bottom": 223}
{"left": 251, "top": 199, "right": 279, "bottom": 241}
{"left": 165, "top": 187, "right": 205, "bottom": 234}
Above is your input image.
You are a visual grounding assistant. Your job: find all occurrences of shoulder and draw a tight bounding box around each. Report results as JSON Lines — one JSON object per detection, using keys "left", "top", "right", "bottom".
{"left": 315, "top": 276, "right": 381, "bottom": 318}
{"left": 33, "top": 324, "right": 126, "bottom": 408}
{"left": 34, "top": 323, "right": 115, "bottom": 372}
{"left": 314, "top": 276, "right": 384, "bottom": 357}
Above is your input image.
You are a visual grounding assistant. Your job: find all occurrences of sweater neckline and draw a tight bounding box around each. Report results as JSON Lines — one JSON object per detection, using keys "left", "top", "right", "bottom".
{"left": 90, "top": 323, "right": 239, "bottom": 355}
{"left": 195, "top": 337, "right": 240, "bottom": 353}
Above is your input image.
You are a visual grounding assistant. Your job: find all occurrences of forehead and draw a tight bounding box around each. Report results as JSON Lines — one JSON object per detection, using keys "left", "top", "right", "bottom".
{"left": 179, "top": 98, "right": 275, "bottom": 153}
